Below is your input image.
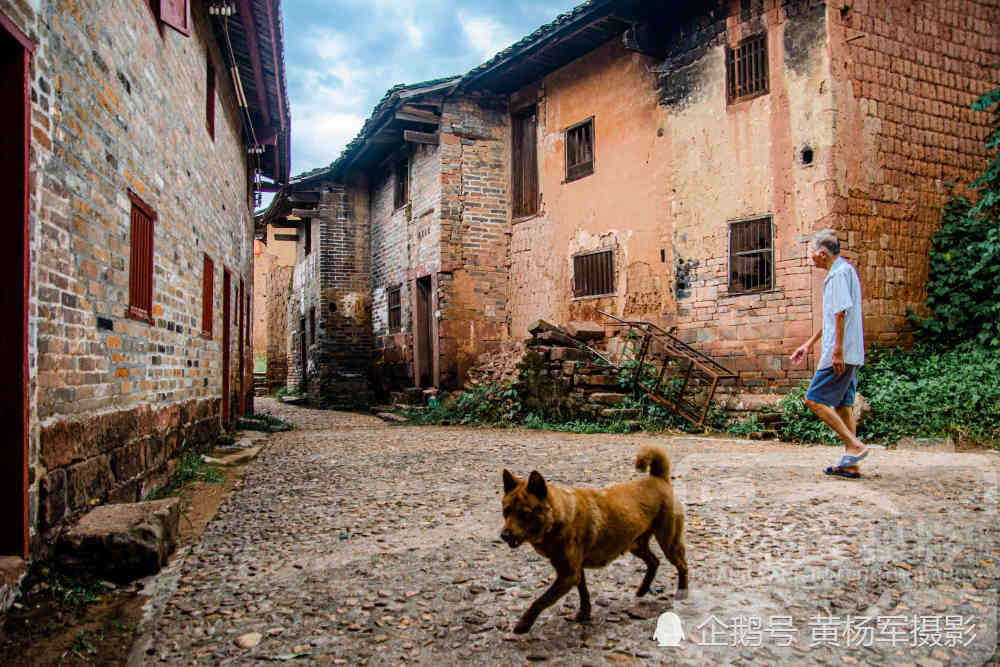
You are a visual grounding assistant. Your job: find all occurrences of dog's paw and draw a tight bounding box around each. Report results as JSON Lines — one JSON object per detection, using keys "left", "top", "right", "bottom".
{"left": 636, "top": 585, "right": 650, "bottom": 598}
{"left": 513, "top": 619, "right": 533, "bottom": 634}
{"left": 573, "top": 610, "right": 591, "bottom": 623}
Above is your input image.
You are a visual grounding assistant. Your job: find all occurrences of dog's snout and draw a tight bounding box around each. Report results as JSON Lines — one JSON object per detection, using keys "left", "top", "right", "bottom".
{"left": 500, "top": 529, "right": 518, "bottom": 547}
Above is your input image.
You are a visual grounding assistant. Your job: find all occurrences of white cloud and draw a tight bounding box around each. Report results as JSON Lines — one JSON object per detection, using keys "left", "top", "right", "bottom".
{"left": 458, "top": 13, "right": 517, "bottom": 61}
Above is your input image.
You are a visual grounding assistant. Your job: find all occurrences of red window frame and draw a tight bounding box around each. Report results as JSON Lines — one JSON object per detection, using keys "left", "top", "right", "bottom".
{"left": 158, "top": 0, "right": 191, "bottom": 36}
{"left": 127, "top": 191, "right": 156, "bottom": 324}
{"left": 201, "top": 254, "right": 214, "bottom": 338}
{"left": 206, "top": 57, "right": 216, "bottom": 140}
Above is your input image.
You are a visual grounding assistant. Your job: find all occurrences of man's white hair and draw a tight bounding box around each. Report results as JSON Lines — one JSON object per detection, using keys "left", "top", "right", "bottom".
{"left": 811, "top": 229, "right": 841, "bottom": 256}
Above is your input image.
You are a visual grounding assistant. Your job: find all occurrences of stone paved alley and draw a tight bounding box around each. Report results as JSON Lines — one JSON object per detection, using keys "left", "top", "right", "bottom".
{"left": 133, "top": 399, "right": 999, "bottom": 665}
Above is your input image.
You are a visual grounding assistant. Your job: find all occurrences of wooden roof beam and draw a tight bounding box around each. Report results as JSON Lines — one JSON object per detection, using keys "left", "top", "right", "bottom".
{"left": 236, "top": 0, "right": 271, "bottom": 127}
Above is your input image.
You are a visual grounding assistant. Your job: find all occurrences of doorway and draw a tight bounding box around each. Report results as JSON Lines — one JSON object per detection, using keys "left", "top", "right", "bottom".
{"left": 238, "top": 277, "right": 245, "bottom": 417}
{"left": 0, "top": 14, "right": 32, "bottom": 558}
{"left": 414, "top": 276, "right": 434, "bottom": 387}
{"left": 222, "top": 269, "right": 231, "bottom": 425}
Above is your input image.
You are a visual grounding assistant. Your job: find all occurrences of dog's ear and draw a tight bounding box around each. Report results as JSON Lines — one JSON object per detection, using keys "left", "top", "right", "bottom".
{"left": 502, "top": 469, "right": 519, "bottom": 494}
{"left": 526, "top": 470, "right": 547, "bottom": 500}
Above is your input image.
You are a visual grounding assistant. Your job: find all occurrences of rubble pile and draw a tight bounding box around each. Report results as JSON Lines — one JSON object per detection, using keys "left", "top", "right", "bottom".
{"left": 464, "top": 340, "right": 527, "bottom": 389}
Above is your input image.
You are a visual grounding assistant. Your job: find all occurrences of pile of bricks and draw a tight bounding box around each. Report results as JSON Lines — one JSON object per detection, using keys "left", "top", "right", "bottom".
{"left": 463, "top": 341, "right": 527, "bottom": 389}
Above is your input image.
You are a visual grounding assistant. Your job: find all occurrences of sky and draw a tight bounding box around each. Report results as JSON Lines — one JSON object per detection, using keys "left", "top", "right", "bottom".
{"left": 280, "top": 0, "right": 582, "bottom": 179}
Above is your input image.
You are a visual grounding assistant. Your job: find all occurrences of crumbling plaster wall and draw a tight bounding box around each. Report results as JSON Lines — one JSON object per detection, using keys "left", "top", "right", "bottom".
{"left": 660, "top": 0, "right": 833, "bottom": 390}
{"left": 508, "top": 39, "right": 672, "bottom": 339}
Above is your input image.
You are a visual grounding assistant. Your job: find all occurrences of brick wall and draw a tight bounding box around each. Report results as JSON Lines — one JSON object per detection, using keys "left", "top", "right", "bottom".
{"left": 828, "top": 0, "right": 999, "bottom": 344}
{"left": 264, "top": 263, "right": 293, "bottom": 392}
{"left": 436, "top": 95, "right": 510, "bottom": 386}
{"left": 3, "top": 0, "right": 256, "bottom": 549}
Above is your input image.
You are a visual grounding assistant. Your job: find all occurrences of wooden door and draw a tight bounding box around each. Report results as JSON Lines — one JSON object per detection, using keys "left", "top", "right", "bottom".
{"left": 415, "top": 276, "right": 433, "bottom": 387}
{"left": 222, "top": 270, "right": 231, "bottom": 425}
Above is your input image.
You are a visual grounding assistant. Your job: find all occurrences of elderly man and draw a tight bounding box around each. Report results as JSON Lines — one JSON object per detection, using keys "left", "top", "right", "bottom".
{"left": 791, "top": 229, "right": 870, "bottom": 478}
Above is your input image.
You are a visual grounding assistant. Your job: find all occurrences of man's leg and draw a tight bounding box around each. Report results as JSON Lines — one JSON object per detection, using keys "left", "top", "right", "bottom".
{"left": 835, "top": 405, "right": 861, "bottom": 472}
{"left": 804, "top": 399, "right": 865, "bottom": 453}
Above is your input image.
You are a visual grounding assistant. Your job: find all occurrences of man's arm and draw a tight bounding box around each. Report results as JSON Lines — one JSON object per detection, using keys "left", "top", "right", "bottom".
{"left": 832, "top": 310, "right": 846, "bottom": 375}
{"left": 790, "top": 329, "right": 822, "bottom": 366}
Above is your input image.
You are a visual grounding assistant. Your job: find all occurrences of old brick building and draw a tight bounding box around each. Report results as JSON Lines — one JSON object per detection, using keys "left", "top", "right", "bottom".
{"left": 252, "top": 225, "right": 295, "bottom": 393}
{"left": 265, "top": 0, "right": 996, "bottom": 406}
{"left": 0, "top": 0, "right": 289, "bottom": 570}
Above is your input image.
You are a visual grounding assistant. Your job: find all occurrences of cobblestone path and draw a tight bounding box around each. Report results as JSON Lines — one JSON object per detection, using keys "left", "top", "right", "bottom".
{"left": 137, "top": 399, "right": 999, "bottom": 665}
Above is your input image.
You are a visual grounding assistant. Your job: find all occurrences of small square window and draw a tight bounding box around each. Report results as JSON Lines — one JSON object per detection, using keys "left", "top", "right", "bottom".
{"left": 573, "top": 248, "right": 614, "bottom": 298}
{"left": 565, "top": 118, "right": 594, "bottom": 182}
{"left": 726, "top": 33, "right": 769, "bottom": 104}
{"left": 394, "top": 159, "right": 409, "bottom": 209}
{"left": 728, "top": 215, "right": 774, "bottom": 293}
{"left": 387, "top": 286, "right": 402, "bottom": 331}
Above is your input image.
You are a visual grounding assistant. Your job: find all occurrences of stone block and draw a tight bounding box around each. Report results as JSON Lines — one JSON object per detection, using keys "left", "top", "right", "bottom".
{"left": 55, "top": 498, "right": 180, "bottom": 583}
{"left": 579, "top": 374, "right": 619, "bottom": 388}
{"left": 566, "top": 321, "right": 605, "bottom": 341}
{"left": 39, "top": 468, "right": 67, "bottom": 531}
{"left": 549, "top": 346, "right": 591, "bottom": 362}
{"left": 588, "top": 392, "right": 628, "bottom": 406}
{"left": 66, "top": 455, "right": 112, "bottom": 513}
{"left": 528, "top": 319, "right": 561, "bottom": 336}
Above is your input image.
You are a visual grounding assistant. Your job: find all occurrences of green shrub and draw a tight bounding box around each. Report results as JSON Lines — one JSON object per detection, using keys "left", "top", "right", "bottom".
{"left": 858, "top": 345, "right": 1000, "bottom": 445}
{"left": 726, "top": 413, "right": 762, "bottom": 438}
{"left": 777, "top": 383, "right": 841, "bottom": 445}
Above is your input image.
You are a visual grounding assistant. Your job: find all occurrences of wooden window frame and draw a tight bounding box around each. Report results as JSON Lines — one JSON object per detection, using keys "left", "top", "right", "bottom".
{"left": 394, "top": 159, "right": 409, "bottom": 210}
{"left": 511, "top": 105, "right": 538, "bottom": 220}
{"left": 572, "top": 248, "right": 615, "bottom": 299}
{"left": 158, "top": 0, "right": 191, "bottom": 36}
{"left": 387, "top": 285, "right": 402, "bottom": 331}
{"left": 206, "top": 57, "right": 216, "bottom": 140}
{"left": 727, "top": 214, "right": 774, "bottom": 294}
{"left": 565, "top": 117, "right": 595, "bottom": 183}
{"left": 201, "top": 254, "right": 214, "bottom": 338}
{"left": 126, "top": 190, "right": 156, "bottom": 324}
{"left": 726, "top": 33, "right": 769, "bottom": 105}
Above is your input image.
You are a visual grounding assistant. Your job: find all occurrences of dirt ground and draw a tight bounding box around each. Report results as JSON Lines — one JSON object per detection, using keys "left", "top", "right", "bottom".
{"left": 0, "top": 457, "right": 250, "bottom": 666}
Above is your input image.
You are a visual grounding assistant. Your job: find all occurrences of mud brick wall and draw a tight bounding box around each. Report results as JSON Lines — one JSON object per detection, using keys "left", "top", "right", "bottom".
{"left": 828, "top": 0, "right": 1000, "bottom": 345}
{"left": 3, "top": 0, "right": 255, "bottom": 551}
{"left": 654, "top": 0, "right": 831, "bottom": 392}
{"left": 265, "top": 264, "right": 293, "bottom": 392}
{"left": 436, "top": 95, "right": 510, "bottom": 387}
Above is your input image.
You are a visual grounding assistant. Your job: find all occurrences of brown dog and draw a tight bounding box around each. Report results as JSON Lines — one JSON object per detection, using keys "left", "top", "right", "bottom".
{"left": 500, "top": 445, "right": 688, "bottom": 633}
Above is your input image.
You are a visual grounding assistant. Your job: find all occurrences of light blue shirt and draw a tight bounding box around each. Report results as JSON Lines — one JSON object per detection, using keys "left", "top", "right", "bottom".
{"left": 818, "top": 256, "right": 864, "bottom": 370}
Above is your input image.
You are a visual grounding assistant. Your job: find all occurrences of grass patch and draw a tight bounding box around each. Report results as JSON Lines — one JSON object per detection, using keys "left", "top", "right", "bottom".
{"left": 144, "top": 447, "right": 222, "bottom": 501}
{"left": 21, "top": 561, "right": 109, "bottom": 607}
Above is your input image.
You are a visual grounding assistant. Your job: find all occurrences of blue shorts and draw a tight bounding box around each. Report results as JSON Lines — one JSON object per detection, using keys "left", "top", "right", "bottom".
{"left": 805, "top": 365, "right": 859, "bottom": 408}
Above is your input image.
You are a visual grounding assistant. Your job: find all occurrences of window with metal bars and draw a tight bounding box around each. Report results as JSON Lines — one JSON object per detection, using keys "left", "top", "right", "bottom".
{"left": 726, "top": 33, "right": 769, "bottom": 104}
{"left": 565, "top": 118, "right": 594, "bottom": 182}
{"left": 728, "top": 215, "right": 774, "bottom": 293}
{"left": 387, "top": 286, "right": 402, "bottom": 331}
{"left": 201, "top": 254, "right": 214, "bottom": 338}
{"left": 573, "top": 248, "right": 615, "bottom": 298}
{"left": 394, "top": 159, "right": 409, "bottom": 209}
{"left": 127, "top": 192, "right": 156, "bottom": 324}
{"left": 511, "top": 106, "right": 538, "bottom": 218}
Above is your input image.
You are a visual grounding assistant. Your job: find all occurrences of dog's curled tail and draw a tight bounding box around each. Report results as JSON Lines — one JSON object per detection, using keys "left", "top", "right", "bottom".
{"left": 634, "top": 445, "right": 670, "bottom": 479}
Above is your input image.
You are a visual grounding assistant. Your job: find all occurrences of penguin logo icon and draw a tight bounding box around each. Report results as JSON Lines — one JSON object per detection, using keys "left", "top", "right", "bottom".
{"left": 653, "top": 611, "right": 685, "bottom": 647}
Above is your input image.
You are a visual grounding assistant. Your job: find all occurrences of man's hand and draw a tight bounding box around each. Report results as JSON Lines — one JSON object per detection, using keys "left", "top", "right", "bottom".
{"left": 790, "top": 345, "right": 809, "bottom": 366}
{"left": 832, "top": 348, "right": 845, "bottom": 375}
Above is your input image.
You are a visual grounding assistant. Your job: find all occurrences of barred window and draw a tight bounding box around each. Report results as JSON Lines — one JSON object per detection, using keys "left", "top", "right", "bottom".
{"left": 726, "top": 33, "right": 768, "bottom": 104}
{"left": 565, "top": 118, "right": 594, "bottom": 182}
{"left": 573, "top": 248, "right": 615, "bottom": 298}
{"left": 387, "top": 286, "right": 402, "bottom": 331}
{"left": 728, "top": 215, "right": 773, "bottom": 293}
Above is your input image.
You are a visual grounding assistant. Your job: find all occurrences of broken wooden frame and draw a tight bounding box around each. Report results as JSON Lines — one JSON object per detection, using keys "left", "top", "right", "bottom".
{"left": 596, "top": 310, "right": 737, "bottom": 428}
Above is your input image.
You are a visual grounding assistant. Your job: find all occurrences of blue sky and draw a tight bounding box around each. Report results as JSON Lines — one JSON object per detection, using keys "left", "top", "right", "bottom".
{"left": 281, "top": 0, "right": 581, "bottom": 178}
